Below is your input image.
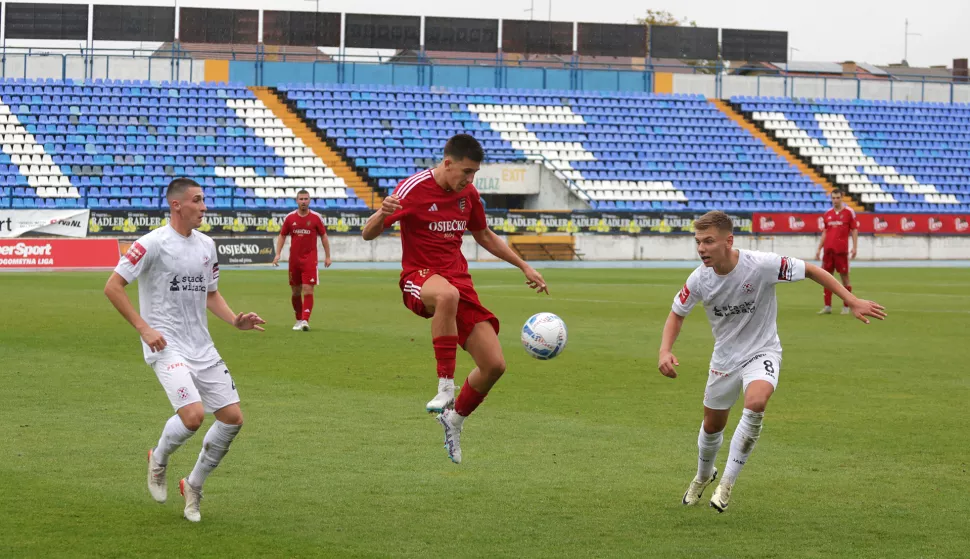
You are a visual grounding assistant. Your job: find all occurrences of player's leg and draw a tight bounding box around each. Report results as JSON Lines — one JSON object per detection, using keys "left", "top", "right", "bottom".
{"left": 149, "top": 357, "right": 205, "bottom": 503}
{"left": 819, "top": 253, "right": 836, "bottom": 313}
{"left": 301, "top": 284, "right": 315, "bottom": 326}
{"left": 684, "top": 369, "right": 738, "bottom": 505}
{"left": 437, "top": 320, "right": 504, "bottom": 464}
{"left": 712, "top": 355, "right": 780, "bottom": 512}
{"left": 289, "top": 271, "right": 303, "bottom": 329}
{"left": 419, "top": 275, "right": 461, "bottom": 412}
{"left": 180, "top": 362, "right": 243, "bottom": 522}
{"left": 838, "top": 262, "right": 852, "bottom": 314}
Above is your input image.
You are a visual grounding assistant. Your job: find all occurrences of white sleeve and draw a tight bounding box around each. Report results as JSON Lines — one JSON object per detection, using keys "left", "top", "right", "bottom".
{"left": 761, "top": 252, "right": 807, "bottom": 284}
{"left": 114, "top": 236, "right": 155, "bottom": 283}
{"left": 207, "top": 240, "right": 220, "bottom": 292}
{"left": 671, "top": 271, "right": 702, "bottom": 317}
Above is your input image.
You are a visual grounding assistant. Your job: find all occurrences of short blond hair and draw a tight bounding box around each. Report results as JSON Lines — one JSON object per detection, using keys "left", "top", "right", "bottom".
{"left": 694, "top": 210, "right": 733, "bottom": 234}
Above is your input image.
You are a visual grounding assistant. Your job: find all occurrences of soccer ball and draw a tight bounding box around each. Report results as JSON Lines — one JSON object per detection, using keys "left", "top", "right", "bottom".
{"left": 521, "top": 312, "right": 568, "bottom": 360}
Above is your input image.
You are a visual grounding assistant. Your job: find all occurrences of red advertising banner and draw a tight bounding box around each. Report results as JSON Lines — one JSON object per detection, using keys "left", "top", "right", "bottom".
{"left": 754, "top": 213, "right": 970, "bottom": 235}
{"left": 0, "top": 239, "right": 120, "bottom": 269}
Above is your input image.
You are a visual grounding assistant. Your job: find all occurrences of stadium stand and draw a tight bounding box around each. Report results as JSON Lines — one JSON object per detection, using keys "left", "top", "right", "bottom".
{"left": 280, "top": 83, "right": 835, "bottom": 212}
{"left": 0, "top": 78, "right": 367, "bottom": 211}
{"left": 734, "top": 96, "right": 970, "bottom": 213}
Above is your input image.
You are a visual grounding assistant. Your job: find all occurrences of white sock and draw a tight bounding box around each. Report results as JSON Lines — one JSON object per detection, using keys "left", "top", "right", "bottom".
{"left": 187, "top": 421, "right": 241, "bottom": 489}
{"left": 722, "top": 409, "right": 764, "bottom": 486}
{"left": 697, "top": 423, "right": 724, "bottom": 481}
{"left": 154, "top": 414, "right": 196, "bottom": 466}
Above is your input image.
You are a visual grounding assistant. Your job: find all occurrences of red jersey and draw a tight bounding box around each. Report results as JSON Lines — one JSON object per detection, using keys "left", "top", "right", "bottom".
{"left": 822, "top": 206, "right": 857, "bottom": 253}
{"left": 385, "top": 169, "right": 488, "bottom": 277}
{"left": 281, "top": 210, "right": 327, "bottom": 265}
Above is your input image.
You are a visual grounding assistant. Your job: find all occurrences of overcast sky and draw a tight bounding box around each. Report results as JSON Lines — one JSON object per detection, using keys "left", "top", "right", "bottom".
{"left": 67, "top": 0, "right": 970, "bottom": 67}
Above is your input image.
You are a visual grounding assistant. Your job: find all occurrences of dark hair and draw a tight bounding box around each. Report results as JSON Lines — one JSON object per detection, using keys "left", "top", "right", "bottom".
{"left": 694, "top": 210, "right": 733, "bottom": 234}
{"left": 166, "top": 178, "right": 201, "bottom": 202}
{"left": 443, "top": 134, "right": 485, "bottom": 163}
{"left": 297, "top": 189, "right": 310, "bottom": 197}
{"left": 831, "top": 190, "right": 844, "bottom": 197}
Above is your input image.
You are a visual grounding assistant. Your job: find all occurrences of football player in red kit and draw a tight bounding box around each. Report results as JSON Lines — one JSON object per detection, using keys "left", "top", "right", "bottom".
{"left": 362, "top": 134, "right": 548, "bottom": 464}
{"left": 816, "top": 190, "right": 858, "bottom": 315}
{"left": 273, "top": 190, "right": 331, "bottom": 331}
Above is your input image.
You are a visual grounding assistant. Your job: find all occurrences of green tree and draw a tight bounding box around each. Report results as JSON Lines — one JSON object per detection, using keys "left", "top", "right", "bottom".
{"left": 636, "top": 9, "right": 696, "bottom": 27}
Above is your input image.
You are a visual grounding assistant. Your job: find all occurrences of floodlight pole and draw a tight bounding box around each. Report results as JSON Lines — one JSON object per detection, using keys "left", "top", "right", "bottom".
{"left": 903, "top": 18, "right": 920, "bottom": 64}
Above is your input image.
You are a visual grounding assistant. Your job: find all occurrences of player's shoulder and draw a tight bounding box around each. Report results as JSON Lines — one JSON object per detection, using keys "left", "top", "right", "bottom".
{"left": 134, "top": 224, "right": 170, "bottom": 246}
{"left": 283, "top": 210, "right": 300, "bottom": 222}
{"left": 308, "top": 210, "right": 326, "bottom": 222}
{"left": 191, "top": 228, "right": 216, "bottom": 247}
{"left": 395, "top": 169, "right": 434, "bottom": 200}
{"left": 844, "top": 206, "right": 857, "bottom": 217}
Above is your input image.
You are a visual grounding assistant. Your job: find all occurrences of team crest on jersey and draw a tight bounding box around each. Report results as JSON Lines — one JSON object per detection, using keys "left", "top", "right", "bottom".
{"left": 418, "top": 269, "right": 430, "bottom": 278}
{"left": 741, "top": 282, "right": 754, "bottom": 294}
{"left": 177, "top": 387, "right": 189, "bottom": 401}
{"left": 459, "top": 198, "right": 466, "bottom": 213}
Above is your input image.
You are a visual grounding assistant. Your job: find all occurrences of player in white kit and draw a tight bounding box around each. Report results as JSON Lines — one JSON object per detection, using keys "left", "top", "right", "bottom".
{"left": 658, "top": 211, "right": 885, "bottom": 512}
{"left": 104, "top": 178, "right": 266, "bottom": 522}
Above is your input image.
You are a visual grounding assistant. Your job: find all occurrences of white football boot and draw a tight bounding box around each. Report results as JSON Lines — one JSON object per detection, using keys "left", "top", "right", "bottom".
{"left": 147, "top": 448, "right": 167, "bottom": 503}
{"left": 682, "top": 468, "right": 717, "bottom": 506}
{"left": 841, "top": 306, "right": 850, "bottom": 315}
{"left": 426, "top": 378, "right": 456, "bottom": 413}
{"left": 292, "top": 320, "right": 303, "bottom": 331}
{"left": 437, "top": 409, "right": 463, "bottom": 464}
{"left": 817, "top": 306, "right": 832, "bottom": 315}
{"left": 710, "top": 483, "right": 733, "bottom": 513}
{"left": 179, "top": 478, "right": 203, "bottom": 522}
{"left": 301, "top": 320, "right": 310, "bottom": 331}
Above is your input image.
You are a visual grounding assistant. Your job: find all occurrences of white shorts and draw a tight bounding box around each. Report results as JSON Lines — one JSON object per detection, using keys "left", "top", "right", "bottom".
{"left": 151, "top": 351, "right": 240, "bottom": 413}
{"left": 703, "top": 352, "right": 780, "bottom": 410}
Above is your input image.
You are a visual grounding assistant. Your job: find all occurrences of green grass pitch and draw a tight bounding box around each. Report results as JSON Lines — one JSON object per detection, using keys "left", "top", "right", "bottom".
{"left": 1, "top": 267, "right": 968, "bottom": 558}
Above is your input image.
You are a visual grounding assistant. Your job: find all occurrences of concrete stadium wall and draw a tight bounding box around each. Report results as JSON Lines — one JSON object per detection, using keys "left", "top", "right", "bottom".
{"left": 277, "top": 234, "right": 970, "bottom": 263}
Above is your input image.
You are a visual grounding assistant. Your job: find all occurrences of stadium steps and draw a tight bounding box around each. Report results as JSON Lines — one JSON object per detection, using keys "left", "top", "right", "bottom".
{"left": 248, "top": 86, "right": 382, "bottom": 209}
{"left": 710, "top": 99, "right": 864, "bottom": 213}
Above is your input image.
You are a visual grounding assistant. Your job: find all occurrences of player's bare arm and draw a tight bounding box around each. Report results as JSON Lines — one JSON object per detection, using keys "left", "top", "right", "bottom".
{"left": 805, "top": 264, "right": 886, "bottom": 324}
{"left": 815, "top": 229, "right": 826, "bottom": 260}
{"left": 471, "top": 228, "right": 549, "bottom": 294}
{"left": 272, "top": 232, "right": 286, "bottom": 266}
{"left": 851, "top": 229, "right": 859, "bottom": 259}
{"left": 206, "top": 290, "right": 266, "bottom": 332}
{"left": 362, "top": 196, "right": 402, "bottom": 240}
{"left": 104, "top": 272, "right": 167, "bottom": 352}
{"left": 321, "top": 232, "right": 332, "bottom": 268}
{"left": 658, "top": 311, "right": 685, "bottom": 378}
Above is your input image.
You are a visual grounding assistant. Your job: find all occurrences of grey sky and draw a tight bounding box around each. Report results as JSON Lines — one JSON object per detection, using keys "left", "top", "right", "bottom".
{"left": 70, "top": 0, "right": 970, "bottom": 67}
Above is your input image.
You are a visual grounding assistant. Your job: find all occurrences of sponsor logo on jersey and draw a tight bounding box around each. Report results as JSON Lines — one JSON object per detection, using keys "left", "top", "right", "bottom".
{"left": 712, "top": 301, "right": 757, "bottom": 317}
{"left": 777, "top": 256, "right": 794, "bottom": 281}
{"left": 177, "top": 387, "right": 190, "bottom": 401}
{"left": 125, "top": 242, "right": 146, "bottom": 265}
{"left": 741, "top": 282, "right": 754, "bottom": 294}
{"left": 429, "top": 220, "right": 467, "bottom": 233}
{"left": 678, "top": 283, "right": 691, "bottom": 304}
{"left": 428, "top": 204, "right": 438, "bottom": 212}
{"left": 293, "top": 228, "right": 314, "bottom": 235}
{"left": 169, "top": 274, "right": 207, "bottom": 293}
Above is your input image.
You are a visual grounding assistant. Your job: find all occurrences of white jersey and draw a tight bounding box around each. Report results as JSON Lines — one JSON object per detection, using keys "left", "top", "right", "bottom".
{"left": 671, "top": 249, "right": 806, "bottom": 371}
{"left": 114, "top": 224, "right": 221, "bottom": 366}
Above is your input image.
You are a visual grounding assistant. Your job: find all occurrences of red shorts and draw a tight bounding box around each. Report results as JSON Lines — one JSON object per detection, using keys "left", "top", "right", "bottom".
{"left": 822, "top": 251, "right": 850, "bottom": 275}
{"left": 399, "top": 269, "right": 499, "bottom": 348}
{"left": 289, "top": 261, "right": 318, "bottom": 286}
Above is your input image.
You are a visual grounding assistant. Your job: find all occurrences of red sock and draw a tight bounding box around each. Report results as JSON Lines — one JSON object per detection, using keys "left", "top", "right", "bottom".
{"left": 455, "top": 379, "right": 487, "bottom": 417}
{"left": 843, "top": 285, "right": 852, "bottom": 307}
{"left": 824, "top": 289, "right": 832, "bottom": 307}
{"left": 291, "top": 294, "right": 302, "bottom": 320}
{"left": 302, "top": 294, "right": 314, "bottom": 321}
{"left": 432, "top": 335, "right": 458, "bottom": 379}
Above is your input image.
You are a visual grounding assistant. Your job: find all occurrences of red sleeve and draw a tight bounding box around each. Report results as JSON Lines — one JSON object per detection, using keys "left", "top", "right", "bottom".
{"left": 316, "top": 215, "right": 327, "bottom": 236}
{"left": 850, "top": 212, "right": 858, "bottom": 230}
{"left": 468, "top": 190, "right": 487, "bottom": 231}
{"left": 280, "top": 214, "right": 292, "bottom": 236}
